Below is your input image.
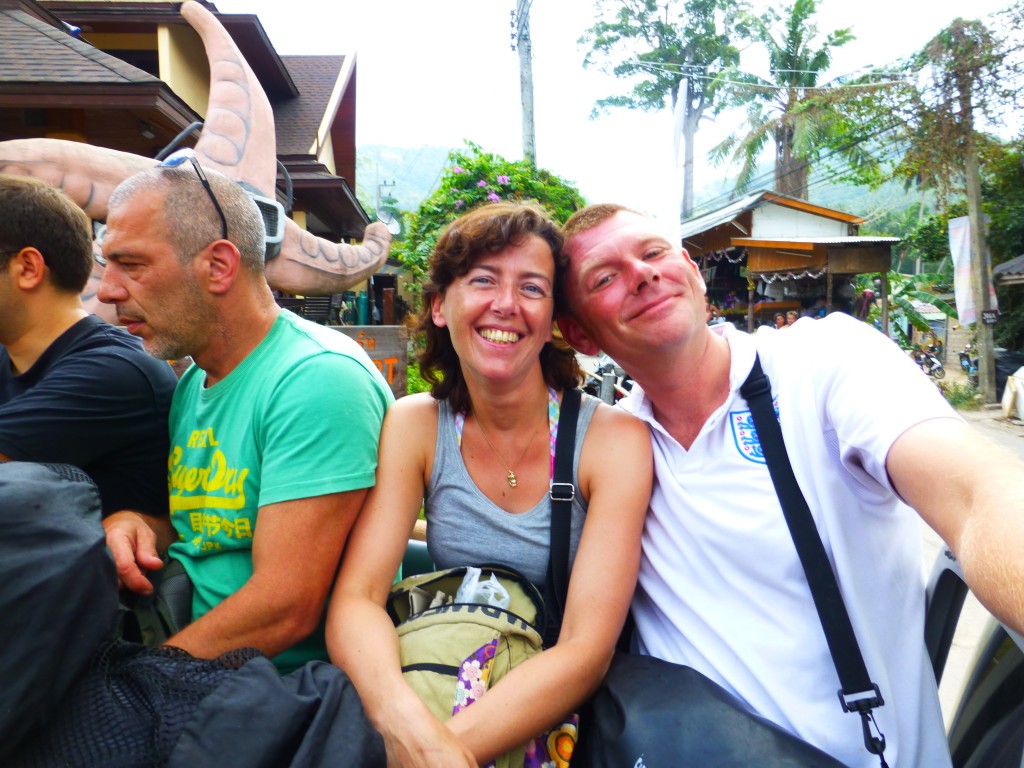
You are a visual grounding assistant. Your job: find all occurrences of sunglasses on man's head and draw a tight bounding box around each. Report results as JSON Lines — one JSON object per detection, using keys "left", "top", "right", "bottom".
{"left": 159, "top": 149, "right": 228, "bottom": 241}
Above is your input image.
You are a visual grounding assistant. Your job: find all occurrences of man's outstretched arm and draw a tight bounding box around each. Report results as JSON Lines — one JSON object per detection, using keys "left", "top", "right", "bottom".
{"left": 888, "top": 416, "right": 1024, "bottom": 635}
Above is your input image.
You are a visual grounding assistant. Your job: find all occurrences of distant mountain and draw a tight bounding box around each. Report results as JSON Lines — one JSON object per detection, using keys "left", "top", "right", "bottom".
{"left": 355, "top": 144, "right": 453, "bottom": 215}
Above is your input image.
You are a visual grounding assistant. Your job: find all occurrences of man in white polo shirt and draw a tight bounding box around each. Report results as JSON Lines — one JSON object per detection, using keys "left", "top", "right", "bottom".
{"left": 556, "top": 203, "right": 1024, "bottom": 768}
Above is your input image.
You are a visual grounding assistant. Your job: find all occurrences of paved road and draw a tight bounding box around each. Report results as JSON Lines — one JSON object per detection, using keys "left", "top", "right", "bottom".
{"left": 921, "top": 405, "right": 1024, "bottom": 725}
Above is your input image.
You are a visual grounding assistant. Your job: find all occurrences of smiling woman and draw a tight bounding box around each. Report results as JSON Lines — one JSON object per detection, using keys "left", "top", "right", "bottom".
{"left": 326, "top": 201, "right": 654, "bottom": 767}
{"left": 417, "top": 202, "right": 574, "bottom": 415}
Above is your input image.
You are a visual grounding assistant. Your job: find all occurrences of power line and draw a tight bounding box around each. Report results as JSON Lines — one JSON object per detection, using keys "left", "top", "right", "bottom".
{"left": 690, "top": 115, "right": 913, "bottom": 216}
{"left": 597, "top": 59, "right": 911, "bottom": 98}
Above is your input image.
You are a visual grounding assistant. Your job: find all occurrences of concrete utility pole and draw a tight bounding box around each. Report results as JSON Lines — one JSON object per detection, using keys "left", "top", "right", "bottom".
{"left": 511, "top": 0, "right": 536, "bottom": 164}
{"left": 375, "top": 179, "right": 395, "bottom": 213}
{"left": 959, "top": 75, "right": 998, "bottom": 403}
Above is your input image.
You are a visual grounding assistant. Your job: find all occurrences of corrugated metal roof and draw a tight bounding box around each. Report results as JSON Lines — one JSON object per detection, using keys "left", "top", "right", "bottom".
{"left": 679, "top": 192, "right": 765, "bottom": 239}
{"left": 910, "top": 298, "right": 947, "bottom": 320}
{"left": 994, "top": 254, "right": 1024, "bottom": 278}
{"left": 734, "top": 236, "right": 900, "bottom": 245}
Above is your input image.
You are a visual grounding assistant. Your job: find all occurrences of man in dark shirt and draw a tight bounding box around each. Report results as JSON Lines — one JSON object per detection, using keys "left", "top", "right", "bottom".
{"left": 0, "top": 175, "right": 177, "bottom": 594}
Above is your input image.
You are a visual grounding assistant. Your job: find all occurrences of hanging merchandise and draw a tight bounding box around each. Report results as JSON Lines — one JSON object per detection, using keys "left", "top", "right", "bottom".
{"left": 759, "top": 268, "right": 828, "bottom": 285}
{"left": 706, "top": 248, "right": 748, "bottom": 265}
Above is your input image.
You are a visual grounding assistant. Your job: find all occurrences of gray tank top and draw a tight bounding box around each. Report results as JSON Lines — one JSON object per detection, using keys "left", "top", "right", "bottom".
{"left": 425, "top": 393, "right": 598, "bottom": 590}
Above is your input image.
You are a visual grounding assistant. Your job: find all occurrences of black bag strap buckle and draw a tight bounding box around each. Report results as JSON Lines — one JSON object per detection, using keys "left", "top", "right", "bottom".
{"left": 549, "top": 482, "right": 576, "bottom": 503}
{"left": 858, "top": 710, "right": 888, "bottom": 766}
{"left": 838, "top": 684, "right": 884, "bottom": 713}
{"left": 839, "top": 686, "right": 889, "bottom": 767}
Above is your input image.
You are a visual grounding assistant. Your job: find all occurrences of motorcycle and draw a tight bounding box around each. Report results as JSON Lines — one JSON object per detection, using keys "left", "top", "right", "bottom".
{"left": 914, "top": 344, "right": 946, "bottom": 380}
{"left": 959, "top": 343, "right": 979, "bottom": 386}
{"left": 578, "top": 353, "right": 633, "bottom": 404}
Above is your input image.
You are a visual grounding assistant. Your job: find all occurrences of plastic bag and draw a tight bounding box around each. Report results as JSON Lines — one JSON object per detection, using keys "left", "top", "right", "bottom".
{"left": 454, "top": 567, "right": 510, "bottom": 609}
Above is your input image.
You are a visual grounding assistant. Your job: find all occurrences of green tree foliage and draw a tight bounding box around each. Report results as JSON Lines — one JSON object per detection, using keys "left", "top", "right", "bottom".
{"left": 900, "top": 14, "right": 1024, "bottom": 371}
{"left": 875, "top": 14, "right": 1023, "bottom": 203}
{"left": 710, "top": 0, "right": 871, "bottom": 199}
{"left": 900, "top": 212, "right": 956, "bottom": 273}
{"left": 857, "top": 271, "right": 958, "bottom": 348}
{"left": 394, "top": 142, "right": 587, "bottom": 305}
{"left": 983, "top": 141, "right": 1024, "bottom": 350}
{"left": 860, "top": 140, "right": 1024, "bottom": 350}
{"left": 406, "top": 361, "right": 432, "bottom": 395}
{"left": 839, "top": 9, "right": 1024, "bottom": 363}
{"left": 578, "top": 0, "right": 747, "bottom": 217}
{"left": 834, "top": 8, "right": 1024, "bottom": 202}
{"left": 983, "top": 142, "right": 1024, "bottom": 267}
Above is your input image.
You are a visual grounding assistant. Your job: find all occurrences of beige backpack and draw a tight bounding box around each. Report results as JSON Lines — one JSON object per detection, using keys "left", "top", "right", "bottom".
{"left": 387, "top": 565, "right": 576, "bottom": 767}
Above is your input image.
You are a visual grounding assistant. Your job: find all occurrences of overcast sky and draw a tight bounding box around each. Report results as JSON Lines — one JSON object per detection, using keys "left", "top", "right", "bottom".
{"left": 213, "top": 0, "right": 1014, "bottom": 223}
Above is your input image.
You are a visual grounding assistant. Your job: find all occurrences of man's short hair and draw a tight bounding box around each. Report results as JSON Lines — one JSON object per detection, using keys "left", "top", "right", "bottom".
{"left": 0, "top": 175, "right": 93, "bottom": 293}
{"left": 108, "top": 163, "right": 266, "bottom": 274}
{"left": 561, "top": 203, "right": 639, "bottom": 242}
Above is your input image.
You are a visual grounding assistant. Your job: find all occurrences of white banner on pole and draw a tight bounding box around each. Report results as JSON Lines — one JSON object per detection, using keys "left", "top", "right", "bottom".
{"left": 948, "top": 215, "right": 998, "bottom": 326}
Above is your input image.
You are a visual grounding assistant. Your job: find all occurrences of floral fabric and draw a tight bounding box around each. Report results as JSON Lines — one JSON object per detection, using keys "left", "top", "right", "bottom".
{"left": 453, "top": 639, "right": 498, "bottom": 714}
{"left": 451, "top": 638, "right": 577, "bottom": 768}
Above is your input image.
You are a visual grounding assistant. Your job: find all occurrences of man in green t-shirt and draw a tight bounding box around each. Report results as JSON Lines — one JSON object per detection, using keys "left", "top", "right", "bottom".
{"left": 98, "top": 152, "right": 393, "bottom": 671}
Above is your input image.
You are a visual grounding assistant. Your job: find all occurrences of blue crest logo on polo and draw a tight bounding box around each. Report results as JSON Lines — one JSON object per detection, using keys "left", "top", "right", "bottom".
{"left": 729, "top": 400, "right": 779, "bottom": 464}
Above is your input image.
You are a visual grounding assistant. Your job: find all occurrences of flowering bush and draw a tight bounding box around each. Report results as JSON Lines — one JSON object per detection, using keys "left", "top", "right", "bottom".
{"left": 394, "top": 141, "right": 587, "bottom": 298}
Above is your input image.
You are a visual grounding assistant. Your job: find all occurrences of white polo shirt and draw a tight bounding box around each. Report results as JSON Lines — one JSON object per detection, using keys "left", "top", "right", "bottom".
{"left": 622, "top": 313, "right": 956, "bottom": 768}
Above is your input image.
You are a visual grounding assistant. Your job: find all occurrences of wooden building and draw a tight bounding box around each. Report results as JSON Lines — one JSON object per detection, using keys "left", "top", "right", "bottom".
{"left": 680, "top": 191, "right": 898, "bottom": 331}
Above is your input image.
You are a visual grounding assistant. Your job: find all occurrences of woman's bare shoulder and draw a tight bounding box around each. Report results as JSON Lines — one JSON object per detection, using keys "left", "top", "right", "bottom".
{"left": 577, "top": 398, "right": 652, "bottom": 499}
{"left": 382, "top": 393, "right": 440, "bottom": 442}
{"left": 586, "top": 398, "right": 649, "bottom": 439}
{"left": 389, "top": 391, "right": 440, "bottom": 417}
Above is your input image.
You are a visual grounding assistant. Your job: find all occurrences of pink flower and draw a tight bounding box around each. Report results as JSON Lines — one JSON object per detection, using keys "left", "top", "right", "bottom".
{"left": 487, "top": 192, "right": 500, "bottom": 202}
{"left": 497, "top": 175, "right": 510, "bottom": 185}
{"left": 461, "top": 660, "right": 482, "bottom": 682}
{"left": 452, "top": 165, "right": 466, "bottom": 174}
{"left": 477, "top": 179, "right": 487, "bottom": 187}
{"left": 454, "top": 199, "right": 465, "bottom": 209}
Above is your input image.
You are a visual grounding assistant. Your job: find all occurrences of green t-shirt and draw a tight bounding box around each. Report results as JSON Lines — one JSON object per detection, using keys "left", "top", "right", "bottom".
{"left": 167, "top": 310, "right": 393, "bottom": 672}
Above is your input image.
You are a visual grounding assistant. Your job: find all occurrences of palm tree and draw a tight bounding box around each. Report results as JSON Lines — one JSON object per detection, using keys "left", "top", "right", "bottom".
{"left": 710, "top": 0, "right": 856, "bottom": 199}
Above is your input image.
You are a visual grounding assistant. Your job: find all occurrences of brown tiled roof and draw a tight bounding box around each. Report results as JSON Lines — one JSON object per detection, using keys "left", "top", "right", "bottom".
{"left": 0, "top": 6, "right": 158, "bottom": 84}
{"left": 274, "top": 55, "right": 344, "bottom": 156}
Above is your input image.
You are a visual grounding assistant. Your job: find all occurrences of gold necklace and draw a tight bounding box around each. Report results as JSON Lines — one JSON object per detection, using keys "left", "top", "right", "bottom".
{"left": 473, "top": 416, "right": 540, "bottom": 488}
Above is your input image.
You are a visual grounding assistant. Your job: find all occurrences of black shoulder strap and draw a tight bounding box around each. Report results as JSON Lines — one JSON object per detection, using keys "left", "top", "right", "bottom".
{"left": 739, "top": 355, "right": 889, "bottom": 768}
{"left": 547, "top": 388, "right": 581, "bottom": 626}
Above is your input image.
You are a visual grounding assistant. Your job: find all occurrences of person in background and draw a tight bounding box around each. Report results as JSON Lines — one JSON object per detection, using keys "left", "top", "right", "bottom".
{"left": 773, "top": 312, "right": 786, "bottom": 329}
{"left": 785, "top": 309, "right": 799, "bottom": 326}
{"left": 707, "top": 303, "right": 727, "bottom": 326}
{"left": 328, "top": 202, "right": 651, "bottom": 766}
